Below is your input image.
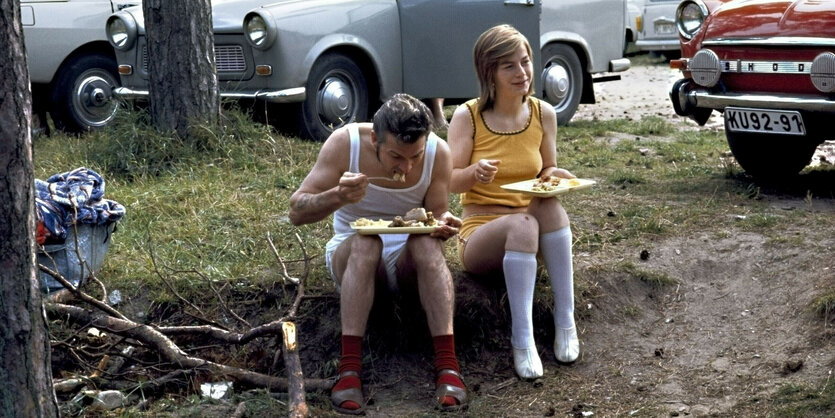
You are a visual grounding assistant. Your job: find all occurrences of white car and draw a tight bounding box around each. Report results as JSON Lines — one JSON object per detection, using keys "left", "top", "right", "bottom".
{"left": 22, "top": 0, "right": 139, "bottom": 133}
{"left": 630, "top": 0, "right": 681, "bottom": 56}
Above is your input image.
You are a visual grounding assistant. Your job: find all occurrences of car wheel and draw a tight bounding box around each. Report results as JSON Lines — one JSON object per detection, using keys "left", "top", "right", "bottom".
{"left": 50, "top": 54, "right": 120, "bottom": 133}
{"left": 541, "top": 43, "right": 583, "bottom": 126}
{"left": 725, "top": 118, "right": 821, "bottom": 179}
{"left": 299, "top": 53, "right": 368, "bottom": 141}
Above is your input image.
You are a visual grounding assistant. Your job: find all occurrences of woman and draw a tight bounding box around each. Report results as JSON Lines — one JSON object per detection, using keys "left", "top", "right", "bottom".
{"left": 448, "top": 24, "right": 580, "bottom": 379}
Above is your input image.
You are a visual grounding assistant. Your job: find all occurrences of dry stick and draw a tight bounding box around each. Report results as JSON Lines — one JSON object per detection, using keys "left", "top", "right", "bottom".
{"left": 208, "top": 277, "right": 251, "bottom": 328}
{"left": 45, "top": 303, "right": 332, "bottom": 392}
{"left": 157, "top": 320, "right": 287, "bottom": 343}
{"left": 47, "top": 228, "right": 325, "bottom": 405}
{"left": 230, "top": 402, "right": 247, "bottom": 418}
{"left": 283, "top": 322, "right": 309, "bottom": 417}
{"left": 39, "top": 264, "right": 127, "bottom": 320}
{"left": 89, "top": 276, "right": 109, "bottom": 304}
{"left": 177, "top": 265, "right": 251, "bottom": 328}
{"left": 268, "top": 231, "right": 313, "bottom": 416}
{"left": 266, "top": 231, "right": 309, "bottom": 318}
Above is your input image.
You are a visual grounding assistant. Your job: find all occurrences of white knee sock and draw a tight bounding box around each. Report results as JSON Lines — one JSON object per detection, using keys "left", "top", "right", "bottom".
{"left": 503, "top": 251, "right": 538, "bottom": 349}
{"left": 540, "top": 227, "right": 576, "bottom": 329}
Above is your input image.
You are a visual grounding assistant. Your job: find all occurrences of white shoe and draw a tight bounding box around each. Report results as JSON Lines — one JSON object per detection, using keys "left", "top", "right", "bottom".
{"left": 512, "top": 346, "right": 543, "bottom": 379}
{"left": 554, "top": 326, "right": 580, "bottom": 363}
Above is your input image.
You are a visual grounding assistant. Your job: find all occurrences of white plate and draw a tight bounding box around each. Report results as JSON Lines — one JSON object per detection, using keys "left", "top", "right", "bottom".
{"left": 350, "top": 220, "right": 436, "bottom": 235}
{"left": 500, "top": 178, "right": 596, "bottom": 197}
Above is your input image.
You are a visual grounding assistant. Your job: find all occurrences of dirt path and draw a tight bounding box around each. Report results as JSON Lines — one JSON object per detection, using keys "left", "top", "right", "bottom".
{"left": 573, "top": 232, "right": 834, "bottom": 416}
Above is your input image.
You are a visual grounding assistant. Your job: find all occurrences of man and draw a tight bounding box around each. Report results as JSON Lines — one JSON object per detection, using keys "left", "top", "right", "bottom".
{"left": 289, "top": 94, "right": 467, "bottom": 414}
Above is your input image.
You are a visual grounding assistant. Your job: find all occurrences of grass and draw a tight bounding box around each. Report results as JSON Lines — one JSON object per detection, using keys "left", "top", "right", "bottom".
{"left": 770, "top": 379, "right": 835, "bottom": 417}
{"left": 33, "top": 105, "right": 835, "bottom": 415}
{"left": 36, "top": 106, "right": 830, "bottom": 300}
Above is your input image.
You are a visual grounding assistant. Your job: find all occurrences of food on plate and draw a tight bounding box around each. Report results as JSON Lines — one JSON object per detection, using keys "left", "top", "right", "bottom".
{"left": 528, "top": 176, "right": 583, "bottom": 192}
{"left": 354, "top": 207, "right": 437, "bottom": 229}
{"left": 404, "top": 207, "right": 427, "bottom": 221}
{"left": 531, "top": 175, "right": 561, "bottom": 191}
{"left": 353, "top": 218, "right": 386, "bottom": 227}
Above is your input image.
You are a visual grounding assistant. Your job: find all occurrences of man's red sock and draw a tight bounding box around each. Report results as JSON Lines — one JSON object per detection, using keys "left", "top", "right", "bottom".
{"left": 433, "top": 334, "right": 465, "bottom": 407}
{"left": 333, "top": 335, "right": 363, "bottom": 411}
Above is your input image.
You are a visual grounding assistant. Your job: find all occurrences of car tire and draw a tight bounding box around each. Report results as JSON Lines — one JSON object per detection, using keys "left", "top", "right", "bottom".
{"left": 50, "top": 54, "right": 120, "bottom": 133}
{"left": 725, "top": 117, "right": 821, "bottom": 179}
{"left": 541, "top": 43, "right": 583, "bottom": 126}
{"left": 299, "top": 53, "right": 369, "bottom": 142}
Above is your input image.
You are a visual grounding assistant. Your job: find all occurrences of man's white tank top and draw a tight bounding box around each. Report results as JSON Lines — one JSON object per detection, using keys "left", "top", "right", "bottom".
{"left": 332, "top": 124, "right": 438, "bottom": 235}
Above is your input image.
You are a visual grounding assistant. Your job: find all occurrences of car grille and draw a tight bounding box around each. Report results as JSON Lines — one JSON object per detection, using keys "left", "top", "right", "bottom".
{"left": 142, "top": 44, "right": 246, "bottom": 73}
{"left": 215, "top": 45, "right": 246, "bottom": 72}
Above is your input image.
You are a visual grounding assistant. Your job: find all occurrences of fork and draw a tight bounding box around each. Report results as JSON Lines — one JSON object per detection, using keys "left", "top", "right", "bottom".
{"left": 366, "top": 176, "right": 398, "bottom": 181}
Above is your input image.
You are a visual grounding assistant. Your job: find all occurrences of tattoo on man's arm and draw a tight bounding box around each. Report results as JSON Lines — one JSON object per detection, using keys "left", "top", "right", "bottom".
{"left": 295, "top": 193, "right": 322, "bottom": 210}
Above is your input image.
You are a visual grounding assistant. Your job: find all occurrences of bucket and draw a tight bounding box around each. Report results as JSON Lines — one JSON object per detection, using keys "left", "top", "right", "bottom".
{"left": 38, "top": 223, "right": 115, "bottom": 293}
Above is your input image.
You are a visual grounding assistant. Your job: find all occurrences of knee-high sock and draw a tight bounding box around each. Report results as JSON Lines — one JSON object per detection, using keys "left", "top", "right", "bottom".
{"left": 503, "top": 251, "right": 538, "bottom": 349}
{"left": 540, "top": 227, "right": 575, "bottom": 329}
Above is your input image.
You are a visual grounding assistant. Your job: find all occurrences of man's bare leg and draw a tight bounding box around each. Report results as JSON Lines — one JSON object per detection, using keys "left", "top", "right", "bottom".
{"left": 330, "top": 235, "right": 383, "bottom": 413}
{"left": 403, "top": 235, "right": 466, "bottom": 409}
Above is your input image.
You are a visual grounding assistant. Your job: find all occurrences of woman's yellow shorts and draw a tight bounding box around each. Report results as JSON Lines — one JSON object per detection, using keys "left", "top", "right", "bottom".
{"left": 457, "top": 214, "right": 503, "bottom": 262}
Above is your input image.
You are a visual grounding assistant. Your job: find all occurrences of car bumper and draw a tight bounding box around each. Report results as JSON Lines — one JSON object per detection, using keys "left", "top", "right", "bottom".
{"left": 669, "top": 79, "right": 835, "bottom": 117}
{"left": 610, "top": 58, "right": 631, "bottom": 73}
{"left": 635, "top": 39, "right": 680, "bottom": 52}
{"left": 113, "top": 86, "right": 306, "bottom": 103}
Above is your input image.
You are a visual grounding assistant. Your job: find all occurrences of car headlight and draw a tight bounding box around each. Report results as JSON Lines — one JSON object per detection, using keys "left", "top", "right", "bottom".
{"left": 106, "top": 13, "right": 138, "bottom": 51}
{"left": 244, "top": 11, "right": 276, "bottom": 50}
{"left": 676, "top": 0, "right": 708, "bottom": 40}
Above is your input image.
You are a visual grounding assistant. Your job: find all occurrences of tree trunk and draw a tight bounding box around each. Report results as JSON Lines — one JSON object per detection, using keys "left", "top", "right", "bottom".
{"left": 0, "top": 0, "right": 59, "bottom": 416}
{"left": 142, "top": 0, "right": 219, "bottom": 139}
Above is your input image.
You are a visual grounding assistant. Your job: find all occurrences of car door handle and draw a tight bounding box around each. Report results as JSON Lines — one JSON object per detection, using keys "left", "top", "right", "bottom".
{"left": 504, "top": 0, "right": 534, "bottom": 6}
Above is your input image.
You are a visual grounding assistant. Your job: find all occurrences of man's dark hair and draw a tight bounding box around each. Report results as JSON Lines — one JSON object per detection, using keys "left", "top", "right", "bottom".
{"left": 372, "top": 93, "right": 433, "bottom": 144}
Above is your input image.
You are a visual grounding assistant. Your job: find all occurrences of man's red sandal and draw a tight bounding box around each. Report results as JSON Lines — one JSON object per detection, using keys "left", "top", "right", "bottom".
{"left": 434, "top": 369, "right": 468, "bottom": 412}
{"left": 330, "top": 371, "right": 365, "bottom": 415}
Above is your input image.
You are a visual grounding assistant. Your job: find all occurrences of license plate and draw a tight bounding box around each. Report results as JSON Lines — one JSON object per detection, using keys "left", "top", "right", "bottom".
{"left": 724, "top": 107, "right": 806, "bottom": 135}
{"left": 655, "top": 22, "right": 675, "bottom": 35}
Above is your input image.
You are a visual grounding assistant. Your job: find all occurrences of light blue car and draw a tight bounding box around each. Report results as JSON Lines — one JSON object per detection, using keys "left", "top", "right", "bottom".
{"left": 108, "top": 0, "right": 630, "bottom": 141}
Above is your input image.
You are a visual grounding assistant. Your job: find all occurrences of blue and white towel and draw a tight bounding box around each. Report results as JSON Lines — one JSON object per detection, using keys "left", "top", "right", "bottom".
{"left": 35, "top": 167, "right": 126, "bottom": 243}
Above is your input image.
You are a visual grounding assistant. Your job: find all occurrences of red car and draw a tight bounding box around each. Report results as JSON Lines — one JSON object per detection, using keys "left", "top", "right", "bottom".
{"left": 669, "top": 0, "right": 835, "bottom": 179}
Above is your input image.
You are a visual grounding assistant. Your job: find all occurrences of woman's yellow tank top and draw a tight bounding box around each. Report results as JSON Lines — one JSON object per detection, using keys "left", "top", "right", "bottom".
{"left": 461, "top": 97, "right": 544, "bottom": 208}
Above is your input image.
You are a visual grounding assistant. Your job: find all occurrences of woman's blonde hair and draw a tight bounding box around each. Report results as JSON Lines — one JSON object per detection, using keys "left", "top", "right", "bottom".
{"left": 473, "top": 24, "right": 535, "bottom": 113}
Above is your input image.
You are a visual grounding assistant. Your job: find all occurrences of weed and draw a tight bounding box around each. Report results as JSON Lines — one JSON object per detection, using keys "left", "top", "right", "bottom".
{"left": 811, "top": 292, "right": 835, "bottom": 323}
{"left": 740, "top": 213, "right": 780, "bottom": 230}
{"left": 621, "top": 304, "right": 642, "bottom": 317}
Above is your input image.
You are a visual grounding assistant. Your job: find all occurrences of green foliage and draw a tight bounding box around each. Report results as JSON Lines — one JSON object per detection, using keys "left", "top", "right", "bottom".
{"left": 35, "top": 107, "right": 331, "bottom": 301}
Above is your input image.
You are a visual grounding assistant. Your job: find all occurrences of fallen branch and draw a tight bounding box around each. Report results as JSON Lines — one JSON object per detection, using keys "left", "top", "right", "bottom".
{"left": 39, "top": 264, "right": 127, "bottom": 320}
{"left": 283, "top": 322, "right": 308, "bottom": 417}
{"left": 46, "top": 303, "right": 332, "bottom": 392}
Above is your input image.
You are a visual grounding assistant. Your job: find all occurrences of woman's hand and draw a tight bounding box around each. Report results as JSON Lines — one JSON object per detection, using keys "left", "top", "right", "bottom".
{"left": 541, "top": 167, "right": 576, "bottom": 180}
{"left": 475, "top": 159, "right": 501, "bottom": 184}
